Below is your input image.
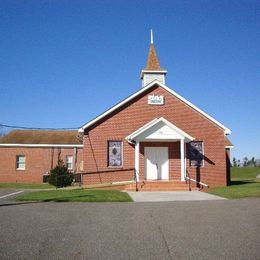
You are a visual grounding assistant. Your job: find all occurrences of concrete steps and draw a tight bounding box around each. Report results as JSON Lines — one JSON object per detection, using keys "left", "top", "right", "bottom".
{"left": 125, "top": 180, "right": 197, "bottom": 191}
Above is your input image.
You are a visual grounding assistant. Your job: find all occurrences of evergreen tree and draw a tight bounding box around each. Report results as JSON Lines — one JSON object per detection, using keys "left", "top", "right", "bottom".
{"left": 48, "top": 159, "right": 74, "bottom": 188}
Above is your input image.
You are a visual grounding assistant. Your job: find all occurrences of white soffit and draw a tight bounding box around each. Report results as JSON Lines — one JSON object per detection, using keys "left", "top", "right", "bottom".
{"left": 79, "top": 80, "right": 231, "bottom": 134}
{"left": 225, "top": 145, "right": 234, "bottom": 149}
{"left": 126, "top": 117, "right": 194, "bottom": 142}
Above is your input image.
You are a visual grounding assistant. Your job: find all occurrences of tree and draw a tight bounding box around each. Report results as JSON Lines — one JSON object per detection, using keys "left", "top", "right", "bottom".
{"left": 250, "top": 157, "right": 256, "bottom": 167}
{"left": 243, "top": 157, "right": 248, "bottom": 167}
{"left": 237, "top": 159, "right": 241, "bottom": 167}
{"left": 48, "top": 160, "right": 74, "bottom": 188}
{"left": 232, "top": 157, "right": 237, "bottom": 167}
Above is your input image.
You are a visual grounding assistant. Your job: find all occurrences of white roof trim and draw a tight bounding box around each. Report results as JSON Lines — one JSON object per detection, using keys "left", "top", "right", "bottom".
{"left": 0, "top": 144, "right": 83, "bottom": 148}
{"left": 161, "top": 83, "right": 231, "bottom": 135}
{"left": 141, "top": 70, "right": 167, "bottom": 73}
{"left": 126, "top": 117, "right": 194, "bottom": 142}
{"left": 79, "top": 80, "right": 231, "bottom": 134}
{"left": 225, "top": 145, "right": 234, "bottom": 149}
{"left": 140, "top": 70, "right": 168, "bottom": 79}
{"left": 79, "top": 80, "right": 161, "bottom": 132}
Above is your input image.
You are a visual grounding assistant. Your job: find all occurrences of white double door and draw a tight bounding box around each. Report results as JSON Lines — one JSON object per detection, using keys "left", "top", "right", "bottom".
{"left": 145, "top": 147, "right": 169, "bottom": 180}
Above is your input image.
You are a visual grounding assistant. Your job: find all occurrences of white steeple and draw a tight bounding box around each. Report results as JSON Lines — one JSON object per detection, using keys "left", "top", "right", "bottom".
{"left": 140, "top": 30, "right": 167, "bottom": 87}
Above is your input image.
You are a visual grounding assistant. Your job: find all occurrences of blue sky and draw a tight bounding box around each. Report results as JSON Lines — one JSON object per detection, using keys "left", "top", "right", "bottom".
{"left": 0, "top": 0, "right": 259, "bottom": 160}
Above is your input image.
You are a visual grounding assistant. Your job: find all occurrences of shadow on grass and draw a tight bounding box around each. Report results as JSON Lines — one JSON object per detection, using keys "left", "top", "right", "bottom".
{"left": 41, "top": 194, "right": 96, "bottom": 202}
{"left": 229, "top": 180, "right": 255, "bottom": 186}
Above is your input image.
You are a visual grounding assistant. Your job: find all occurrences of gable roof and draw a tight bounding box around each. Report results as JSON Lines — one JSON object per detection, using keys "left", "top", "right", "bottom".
{"left": 79, "top": 80, "right": 231, "bottom": 135}
{"left": 0, "top": 130, "right": 83, "bottom": 146}
{"left": 126, "top": 117, "right": 194, "bottom": 142}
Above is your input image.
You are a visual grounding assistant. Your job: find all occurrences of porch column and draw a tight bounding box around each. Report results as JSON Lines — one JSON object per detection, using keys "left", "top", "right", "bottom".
{"left": 135, "top": 141, "right": 140, "bottom": 182}
{"left": 180, "top": 139, "right": 185, "bottom": 181}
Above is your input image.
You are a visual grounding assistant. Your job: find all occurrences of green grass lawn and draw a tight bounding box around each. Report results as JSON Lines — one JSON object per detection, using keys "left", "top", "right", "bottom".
{"left": 206, "top": 167, "right": 260, "bottom": 199}
{"left": 231, "top": 166, "right": 260, "bottom": 180}
{"left": 0, "top": 182, "right": 54, "bottom": 189}
{"left": 16, "top": 189, "right": 133, "bottom": 202}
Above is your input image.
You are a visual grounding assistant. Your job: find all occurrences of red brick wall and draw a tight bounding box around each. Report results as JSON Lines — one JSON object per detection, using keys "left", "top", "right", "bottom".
{"left": 0, "top": 147, "right": 83, "bottom": 183}
{"left": 83, "top": 84, "right": 228, "bottom": 187}
{"left": 82, "top": 170, "right": 134, "bottom": 185}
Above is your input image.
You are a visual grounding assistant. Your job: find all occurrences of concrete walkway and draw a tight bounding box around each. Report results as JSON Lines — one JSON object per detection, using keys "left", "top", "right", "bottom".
{"left": 127, "top": 191, "right": 226, "bottom": 202}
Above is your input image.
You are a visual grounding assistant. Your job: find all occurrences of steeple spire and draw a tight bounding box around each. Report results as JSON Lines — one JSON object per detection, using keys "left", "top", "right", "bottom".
{"left": 145, "top": 41, "right": 163, "bottom": 71}
{"left": 150, "top": 29, "right": 153, "bottom": 44}
{"left": 140, "top": 30, "right": 167, "bottom": 87}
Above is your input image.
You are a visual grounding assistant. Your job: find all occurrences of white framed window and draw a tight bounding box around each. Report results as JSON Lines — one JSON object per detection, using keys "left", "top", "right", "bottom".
{"left": 16, "top": 155, "right": 25, "bottom": 170}
{"left": 66, "top": 155, "right": 73, "bottom": 170}
{"left": 108, "top": 141, "right": 123, "bottom": 167}
{"left": 189, "top": 141, "right": 204, "bottom": 167}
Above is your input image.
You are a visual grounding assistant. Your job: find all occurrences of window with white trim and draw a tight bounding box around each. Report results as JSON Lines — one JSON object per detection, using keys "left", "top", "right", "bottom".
{"left": 16, "top": 155, "right": 25, "bottom": 170}
{"left": 66, "top": 155, "right": 73, "bottom": 170}
{"left": 189, "top": 141, "right": 204, "bottom": 167}
{"left": 108, "top": 141, "right": 123, "bottom": 167}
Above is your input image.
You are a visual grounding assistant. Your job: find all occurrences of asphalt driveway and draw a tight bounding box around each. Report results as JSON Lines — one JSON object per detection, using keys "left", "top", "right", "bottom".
{"left": 0, "top": 189, "right": 24, "bottom": 200}
{"left": 0, "top": 195, "right": 259, "bottom": 260}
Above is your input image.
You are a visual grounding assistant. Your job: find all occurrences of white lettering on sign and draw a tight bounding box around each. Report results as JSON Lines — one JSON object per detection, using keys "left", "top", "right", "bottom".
{"left": 148, "top": 95, "right": 164, "bottom": 105}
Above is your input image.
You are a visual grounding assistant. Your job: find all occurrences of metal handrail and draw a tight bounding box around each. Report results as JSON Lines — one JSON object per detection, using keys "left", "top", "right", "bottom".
{"left": 185, "top": 169, "right": 209, "bottom": 190}
{"left": 79, "top": 168, "right": 135, "bottom": 187}
{"left": 185, "top": 175, "right": 209, "bottom": 188}
{"left": 81, "top": 168, "right": 135, "bottom": 175}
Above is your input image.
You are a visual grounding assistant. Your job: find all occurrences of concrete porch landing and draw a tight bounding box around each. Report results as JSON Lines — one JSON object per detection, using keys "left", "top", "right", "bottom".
{"left": 127, "top": 191, "right": 226, "bottom": 202}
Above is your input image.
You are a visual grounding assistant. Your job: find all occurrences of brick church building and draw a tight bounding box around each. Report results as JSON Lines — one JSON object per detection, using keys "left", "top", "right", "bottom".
{"left": 0, "top": 34, "right": 233, "bottom": 189}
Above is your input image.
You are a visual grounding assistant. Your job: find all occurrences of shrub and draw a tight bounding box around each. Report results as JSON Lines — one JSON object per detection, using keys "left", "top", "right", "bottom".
{"left": 48, "top": 160, "right": 74, "bottom": 188}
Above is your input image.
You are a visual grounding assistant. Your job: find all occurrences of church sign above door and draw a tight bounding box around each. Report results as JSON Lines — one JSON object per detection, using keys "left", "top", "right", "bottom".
{"left": 148, "top": 95, "right": 164, "bottom": 105}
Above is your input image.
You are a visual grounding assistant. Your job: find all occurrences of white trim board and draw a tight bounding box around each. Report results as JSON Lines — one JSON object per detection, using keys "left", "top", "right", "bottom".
{"left": 0, "top": 144, "right": 83, "bottom": 148}
{"left": 140, "top": 70, "right": 168, "bottom": 79}
{"left": 126, "top": 117, "right": 194, "bottom": 142}
{"left": 79, "top": 80, "right": 231, "bottom": 135}
{"left": 225, "top": 145, "right": 234, "bottom": 149}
